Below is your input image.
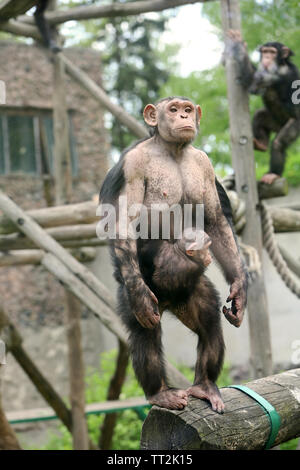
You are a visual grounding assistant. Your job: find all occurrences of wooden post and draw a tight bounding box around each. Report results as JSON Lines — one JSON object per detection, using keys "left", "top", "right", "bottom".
{"left": 52, "top": 44, "right": 89, "bottom": 449}
{"left": 141, "top": 368, "right": 300, "bottom": 450}
{"left": 0, "top": 310, "right": 21, "bottom": 450}
{"left": 53, "top": 54, "right": 72, "bottom": 205}
{"left": 220, "top": 0, "right": 272, "bottom": 378}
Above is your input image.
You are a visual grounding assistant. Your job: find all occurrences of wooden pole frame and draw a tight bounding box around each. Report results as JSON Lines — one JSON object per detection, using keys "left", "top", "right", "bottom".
{"left": 220, "top": 0, "right": 272, "bottom": 378}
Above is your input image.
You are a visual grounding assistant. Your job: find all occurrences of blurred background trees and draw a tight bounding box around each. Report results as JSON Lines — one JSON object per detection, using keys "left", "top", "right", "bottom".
{"left": 51, "top": 0, "right": 300, "bottom": 181}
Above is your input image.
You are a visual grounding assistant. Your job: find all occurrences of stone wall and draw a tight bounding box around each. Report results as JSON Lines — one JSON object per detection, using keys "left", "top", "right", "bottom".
{"left": 0, "top": 41, "right": 110, "bottom": 327}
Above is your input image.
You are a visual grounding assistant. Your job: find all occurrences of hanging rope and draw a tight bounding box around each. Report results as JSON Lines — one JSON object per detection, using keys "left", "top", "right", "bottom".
{"left": 260, "top": 201, "right": 300, "bottom": 299}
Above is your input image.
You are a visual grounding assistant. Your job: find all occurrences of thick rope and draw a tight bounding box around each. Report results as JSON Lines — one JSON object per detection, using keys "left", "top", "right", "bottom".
{"left": 260, "top": 201, "right": 300, "bottom": 299}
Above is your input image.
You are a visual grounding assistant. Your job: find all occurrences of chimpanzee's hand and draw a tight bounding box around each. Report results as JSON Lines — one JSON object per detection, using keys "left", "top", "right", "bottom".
{"left": 127, "top": 282, "right": 160, "bottom": 329}
{"left": 222, "top": 278, "right": 246, "bottom": 328}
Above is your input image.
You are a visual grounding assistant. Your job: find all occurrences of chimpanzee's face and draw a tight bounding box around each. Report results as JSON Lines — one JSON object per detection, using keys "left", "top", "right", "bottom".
{"left": 260, "top": 46, "right": 278, "bottom": 71}
{"left": 143, "top": 98, "right": 202, "bottom": 144}
{"left": 158, "top": 99, "right": 200, "bottom": 143}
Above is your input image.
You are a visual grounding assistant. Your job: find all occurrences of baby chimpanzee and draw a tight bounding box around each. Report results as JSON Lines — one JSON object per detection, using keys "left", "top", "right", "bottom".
{"left": 141, "top": 229, "right": 213, "bottom": 299}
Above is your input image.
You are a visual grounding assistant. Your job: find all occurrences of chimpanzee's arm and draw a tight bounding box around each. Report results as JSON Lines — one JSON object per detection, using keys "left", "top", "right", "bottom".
{"left": 201, "top": 152, "right": 247, "bottom": 327}
{"left": 227, "top": 30, "right": 256, "bottom": 89}
{"left": 112, "top": 149, "right": 160, "bottom": 329}
{"left": 34, "top": 0, "right": 60, "bottom": 52}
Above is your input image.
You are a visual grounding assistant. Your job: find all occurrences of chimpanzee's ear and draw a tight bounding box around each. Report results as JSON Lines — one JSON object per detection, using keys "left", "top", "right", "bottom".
{"left": 196, "top": 105, "right": 202, "bottom": 123}
{"left": 282, "top": 46, "right": 294, "bottom": 58}
{"left": 143, "top": 104, "right": 158, "bottom": 127}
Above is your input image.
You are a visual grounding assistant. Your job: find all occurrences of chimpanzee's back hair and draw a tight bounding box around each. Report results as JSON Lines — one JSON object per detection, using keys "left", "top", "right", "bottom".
{"left": 99, "top": 137, "right": 150, "bottom": 204}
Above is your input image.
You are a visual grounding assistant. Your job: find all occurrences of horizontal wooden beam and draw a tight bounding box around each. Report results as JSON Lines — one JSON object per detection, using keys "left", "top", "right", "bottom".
{"left": 0, "top": 247, "right": 96, "bottom": 266}
{"left": 141, "top": 369, "right": 300, "bottom": 450}
{"left": 0, "top": 200, "right": 98, "bottom": 235}
{"left": 269, "top": 207, "right": 300, "bottom": 233}
{"left": 0, "top": 0, "right": 36, "bottom": 22}
{"left": 18, "top": 0, "right": 212, "bottom": 25}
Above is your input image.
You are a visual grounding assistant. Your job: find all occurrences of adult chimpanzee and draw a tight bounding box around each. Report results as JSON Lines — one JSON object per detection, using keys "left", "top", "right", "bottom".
{"left": 229, "top": 31, "right": 300, "bottom": 184}
{"left": 34, "top": 0, "right": 61, "bottom": 52}
{"left": 99, "top": 97, "right": 247, "bottom": 413}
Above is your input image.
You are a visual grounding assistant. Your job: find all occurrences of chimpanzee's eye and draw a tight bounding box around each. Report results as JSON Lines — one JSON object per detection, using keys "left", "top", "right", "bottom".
{"left": 170, "top": 107, "right": 177, "bottom": 113}
{"left": 185, "top": 107, "right": 192, "bottom": 113}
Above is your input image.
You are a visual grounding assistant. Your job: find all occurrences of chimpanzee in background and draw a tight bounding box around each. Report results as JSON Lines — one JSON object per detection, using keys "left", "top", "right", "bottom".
{"left": 229, "top": 30, "right": 300, "bottom": 184}
{"left": 34, "top": 0, "right": 61, "bottom": 52}
{"left": 99, "top": 96, "right": 247, "bottom": 413}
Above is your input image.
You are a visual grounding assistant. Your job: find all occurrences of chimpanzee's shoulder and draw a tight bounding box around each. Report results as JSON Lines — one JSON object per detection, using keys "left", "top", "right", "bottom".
{"left": 123, "top": 140, "right": 150, "bottom": 178}
{"left": 192, "top": 148, "right": 215, "bottom": 174}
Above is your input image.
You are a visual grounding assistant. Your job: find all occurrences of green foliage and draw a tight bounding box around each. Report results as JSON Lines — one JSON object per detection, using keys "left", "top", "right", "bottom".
{"left": 280, "top": 437, "right": 299, "bottom": 450}
{"left": 35, "top": 350, "right": 231, "bottom": 450}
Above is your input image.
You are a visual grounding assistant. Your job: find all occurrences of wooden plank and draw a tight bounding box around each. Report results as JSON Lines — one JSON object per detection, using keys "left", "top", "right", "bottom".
{"left": 0, "top": 0, "right": 37, "bottom": 21}
{"left": 7, "top": 397, "right": 150, "bottom": 424}
{"left": 220, "top": 0, "right": 272, "bottom": 378}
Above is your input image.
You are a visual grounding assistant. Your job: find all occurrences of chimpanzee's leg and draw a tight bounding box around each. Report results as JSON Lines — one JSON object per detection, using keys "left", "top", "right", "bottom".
{"left": 270, "top": 118, "right": 300, "bottom": 176}
{"left": 117, "top": 285, "right": 188, "bottom": 410}
{"left": 252, "top": 108, "right": 280, "bottom": 151}
{"left": 34, "top": 1, "right": 61, "bottom": 52}
{"left": 171, "top": 276, "right": 225, "bottom": 413}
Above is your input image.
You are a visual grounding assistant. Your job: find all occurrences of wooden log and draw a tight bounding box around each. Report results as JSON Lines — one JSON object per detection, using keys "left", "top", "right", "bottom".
{"left": 141, "top": 369, "right": 300, "bottom": 450}
{"left": 64, "top": 291, "right": 89, "bottom": 450}
{"left": 0, "top": 234, "right": 106, "bottom": 251}
{"left": 0, "top": 200, "right": 98, "bottom": 235}
{"left": 0, "top": 247, "right": 96, "bottom": 266}
{"left": 221, "top": 0, "right": 272, "bottom": 378}
{"left": 0, "top": 18, "right": 40, "bottom": 39}
{"left": 258, "top": 177, "right": 288, "bottom": 200}
{"left": 53, "top": 53, "right": 72, "bottom": 205}
{"left": 0, "top": 307, "right": 22, "bottom": 450}
{"left": 269, "top": 207, "right": 300, "bottom": 233}
{"left": 0, "top": 0, "right": 36, "bottom": 21}
{"left": 17, "top": 0, "right": 212, "bottom": 25}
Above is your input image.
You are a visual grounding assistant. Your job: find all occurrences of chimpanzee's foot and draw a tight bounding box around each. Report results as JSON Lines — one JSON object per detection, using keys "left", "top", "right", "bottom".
{"left": 186, "top": 381, "right": 225, "bottom": 414}
{"left": 148, "top": 388, "right": 188, "bottom": 410}
{"left": 260, "top": 173, "right": 280, "bottom": 184}
{"left": 253, "top": 137, "right": 268, "bottom": 152}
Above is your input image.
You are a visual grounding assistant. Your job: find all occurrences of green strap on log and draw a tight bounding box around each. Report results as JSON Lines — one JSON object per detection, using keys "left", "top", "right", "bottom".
{"left": 228, "top": 385, "right": 281, "bottom": 450}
